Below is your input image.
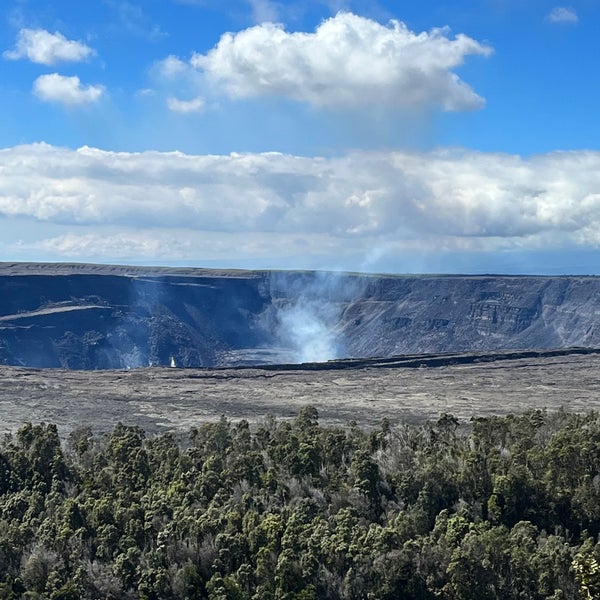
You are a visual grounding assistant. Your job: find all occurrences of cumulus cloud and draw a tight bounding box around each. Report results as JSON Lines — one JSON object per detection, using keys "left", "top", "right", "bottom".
{"left": 4, "top": 28, "right": 94, "bottom": 65}
{"left": 2, "top": 143, "right": 600, "bottom": 266}
{"left": 188, "top": 12, "right": 492, "bottom": 110}
{"left": 33, "top": 74, "right": 104, "bottom": 106}
{"left": 167, "top": 96, "right": 205, "bottom": 113}
{"left": 151, "top": 55, "right": 204, "bottom": 108}
{"left": 156, "top": 55, "right": 189, "bottom": 78}
{"left": 546, "top": 6, "right": 578, "bottom": 23}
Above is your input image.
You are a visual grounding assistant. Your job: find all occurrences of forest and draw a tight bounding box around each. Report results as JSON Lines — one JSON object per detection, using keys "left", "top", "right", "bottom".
{"left": 1, "top": 407, "right": 600, "bottom": 599}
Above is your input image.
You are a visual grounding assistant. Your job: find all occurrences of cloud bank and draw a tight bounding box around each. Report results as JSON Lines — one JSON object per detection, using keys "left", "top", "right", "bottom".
{"left": 4, "top": 28, "right": 94, "bottom": 65}
{"left": 185, "top": 12, "right": 492, "bottom": 110}
{"left": 2, "top": 143, "right": 600, "bottom": 266}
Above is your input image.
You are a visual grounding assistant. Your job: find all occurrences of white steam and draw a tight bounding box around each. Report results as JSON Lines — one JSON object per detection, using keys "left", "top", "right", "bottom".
{"left": 266, "top": 272, "right": 365, "bottom": 364}
{"left": 276, "top": 300, "right": 340, "bottom": 363}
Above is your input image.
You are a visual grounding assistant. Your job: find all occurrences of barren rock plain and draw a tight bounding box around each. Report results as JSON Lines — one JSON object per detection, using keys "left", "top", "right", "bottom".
{"left": 1, "top": 348, "right": 599, "bottom": 437}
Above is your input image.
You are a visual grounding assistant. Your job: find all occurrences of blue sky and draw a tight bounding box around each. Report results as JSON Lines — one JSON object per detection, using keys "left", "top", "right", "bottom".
{"left": 1, "top": 0, "right": 600, "bottom": 274}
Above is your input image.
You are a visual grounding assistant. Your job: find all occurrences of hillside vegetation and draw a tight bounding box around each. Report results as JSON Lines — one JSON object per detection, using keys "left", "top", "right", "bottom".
{"left": 1, "top": 408, "right": 600, "bottom": 598}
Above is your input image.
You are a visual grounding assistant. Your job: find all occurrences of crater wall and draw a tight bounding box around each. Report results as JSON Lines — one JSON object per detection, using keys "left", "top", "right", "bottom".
{"left": 0, "top": 263, "right": 597, "bottom": 368}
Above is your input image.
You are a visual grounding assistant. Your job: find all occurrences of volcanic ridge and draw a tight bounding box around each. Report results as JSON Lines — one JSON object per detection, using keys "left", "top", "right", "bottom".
{"left": 0, "top": 263, "right": 598, "bottom": 370}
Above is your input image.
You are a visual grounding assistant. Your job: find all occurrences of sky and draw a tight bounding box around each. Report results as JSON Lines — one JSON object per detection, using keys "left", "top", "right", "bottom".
{"left": 1, "top": 0, "right": 600, "bottom": 274}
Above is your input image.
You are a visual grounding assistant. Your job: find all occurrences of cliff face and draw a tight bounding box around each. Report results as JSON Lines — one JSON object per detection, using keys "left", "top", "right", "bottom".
{"left": 0, "top": 264, "right": 598, "bottom": 368}
{"left": 340, "top": 275, "right": 592, "bottom": 357}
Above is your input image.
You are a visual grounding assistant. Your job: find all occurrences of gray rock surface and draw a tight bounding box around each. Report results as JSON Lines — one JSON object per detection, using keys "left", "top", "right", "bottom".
{"left": 0, "top": 349, "right": 599, "bottom": 436}
{"left": 0, "top": 263, "right": 599, "bottom": 369}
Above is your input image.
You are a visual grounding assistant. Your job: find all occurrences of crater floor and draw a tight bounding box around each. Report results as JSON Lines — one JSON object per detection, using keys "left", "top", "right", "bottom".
{"left": 1, "top": 348, "right": 598, "bottom": 436}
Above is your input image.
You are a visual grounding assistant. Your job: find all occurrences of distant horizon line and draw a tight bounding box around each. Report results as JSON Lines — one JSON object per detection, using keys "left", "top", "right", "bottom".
{"left": 0, "top": 260, "right": 597, "bottom": 279}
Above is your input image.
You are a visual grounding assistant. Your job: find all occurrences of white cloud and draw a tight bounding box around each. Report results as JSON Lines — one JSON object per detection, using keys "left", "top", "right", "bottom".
{"left": 11, "top": 229, "right": 320, "bottom": 262}
{"left": 248, "top": 0, "right": 281, "bottom": 23}
{"left": 151, "top": 55, "right": 205, "bottom": 109}
{"left": 33, "top": 74, "right": 104, "bottom": 106}
{"left": 114, "top": 2, "right": 166, "bottom": 40}
{"left": 156, "top": 55, "right": 189, "bottom": 78}
{"left": 167, "top": 96, "right": 205, "bottom": 113}
{"left": 546, "top": 6, "right": 578, "bottom": 24}
{"left": 19, "top": 232, "right": 191, "bottom": 259}
{"left": 3, "top": 143, "right": 600, "bottom": 267}
{"left": 4, "top": 28, "right": 94, "bottom": 65}
{"left": 188, "top": 12, "right": 492, "bottom": 110}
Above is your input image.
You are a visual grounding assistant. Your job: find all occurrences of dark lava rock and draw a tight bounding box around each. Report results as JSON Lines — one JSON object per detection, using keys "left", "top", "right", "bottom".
{"left": 0, "top": 263, "right": 598, "bottom": 369}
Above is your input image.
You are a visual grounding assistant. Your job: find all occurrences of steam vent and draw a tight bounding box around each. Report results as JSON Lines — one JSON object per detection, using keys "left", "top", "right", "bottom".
{"left": 0, "top": 263, "right": 598, "bottom": 369}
